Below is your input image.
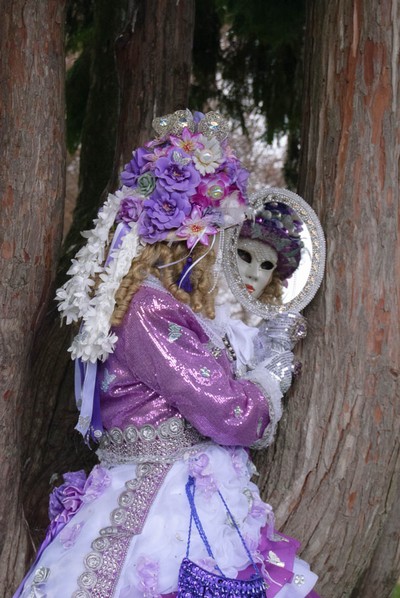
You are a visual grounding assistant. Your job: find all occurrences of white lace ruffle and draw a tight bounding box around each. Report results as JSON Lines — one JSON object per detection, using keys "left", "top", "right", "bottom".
{"left": 242, "top": 361, "right": 283, "bottom": 449}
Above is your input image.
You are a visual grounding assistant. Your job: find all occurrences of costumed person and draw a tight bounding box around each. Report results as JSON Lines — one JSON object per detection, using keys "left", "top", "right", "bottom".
{"left": 14, "top": 110, "right": 319, "bottom": 598}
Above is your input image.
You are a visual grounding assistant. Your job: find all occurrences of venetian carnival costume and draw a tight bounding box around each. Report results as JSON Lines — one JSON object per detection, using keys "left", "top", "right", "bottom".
{"left": 14, "top": 110, "right": 319, "bottom": 598}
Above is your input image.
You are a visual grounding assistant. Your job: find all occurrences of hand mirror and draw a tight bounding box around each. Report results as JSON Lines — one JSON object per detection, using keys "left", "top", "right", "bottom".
{"left": 223, "top": 188, "right": 326, "bottom": 318}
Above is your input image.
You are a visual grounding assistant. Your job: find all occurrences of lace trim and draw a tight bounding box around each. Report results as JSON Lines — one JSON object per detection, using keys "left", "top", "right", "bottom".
{"left": 242, "top": 366, "right": 283, "bottom": 450}
{"left": 96, "top": 417, "right": 207, "bottom": 467}
{"left": 73, "top": 462, "right": 171, "bottom": 598}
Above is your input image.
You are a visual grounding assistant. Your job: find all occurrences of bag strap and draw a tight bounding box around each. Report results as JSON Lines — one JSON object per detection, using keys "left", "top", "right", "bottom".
{"left": 185, "top": 475, "right": 262, "bottom": 579}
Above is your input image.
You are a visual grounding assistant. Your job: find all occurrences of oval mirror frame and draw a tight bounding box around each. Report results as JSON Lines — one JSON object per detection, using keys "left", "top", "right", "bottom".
{"left": 223, "top": 187, "right": 326, "bottom": 318}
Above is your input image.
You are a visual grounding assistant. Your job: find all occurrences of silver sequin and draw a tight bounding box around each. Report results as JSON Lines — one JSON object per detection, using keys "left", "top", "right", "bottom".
{"left": 233, "top": 405, "right": 243, "bottom": 418}
{"left": 200, "top": 366, "right": 211, "bottom": 378}
{"left": 100, "top": 368, "right": 116, "bottom": 392}
{"left": 294, "top": 574, "right": 305, "bottom": 586}
{"left": 168, "top": 322, "right": 182, "bottom": 342}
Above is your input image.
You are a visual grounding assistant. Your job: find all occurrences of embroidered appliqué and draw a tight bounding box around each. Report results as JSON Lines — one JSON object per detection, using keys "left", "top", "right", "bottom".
{"left": 100, "top": 368, "right": 116, "bottom": 392}
{"left": 168, "top": 322, "right": 182, "bottom": 342}
{"left": 200, "top": 367, "right": 211, "bottom": 378}
{"left": 233, "top": 406, "right": 243, "bottom": 418}
{"left": 267, "top": 550, "right": 285, "bottom": 567}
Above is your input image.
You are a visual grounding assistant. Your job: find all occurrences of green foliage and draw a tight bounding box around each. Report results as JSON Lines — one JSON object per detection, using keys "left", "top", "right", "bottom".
{"left": 191, "top": 0, "right": 305, "bottom": 185}
{"left": 391, "top": 585, "right": 400, "bottom": 598}
{"left": 66, "top": 48, "right": 92, "bottom": 153}
{"left": 65, "top": 0, "right": 95, "bottom": 153}
{"left": 66, "top": 0, "right": 94, "bottom": 53}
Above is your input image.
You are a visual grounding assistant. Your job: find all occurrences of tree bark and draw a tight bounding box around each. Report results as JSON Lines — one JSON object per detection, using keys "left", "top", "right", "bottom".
{"left": 0, "top": 0, "right": 66, "bottom": 593}
{"left": 113, "top": 0, "right": 195, "bottom": 171}
{"left": 254, "top": 1, "right": 400, "bottom": 596}
{"left": 5, "top": 1, "right": 196, "bottom": 593}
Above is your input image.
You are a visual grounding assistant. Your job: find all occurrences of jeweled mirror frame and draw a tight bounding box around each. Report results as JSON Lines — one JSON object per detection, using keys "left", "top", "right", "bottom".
{"left": 223, "top": 188, "right": 326, "bottom": 318}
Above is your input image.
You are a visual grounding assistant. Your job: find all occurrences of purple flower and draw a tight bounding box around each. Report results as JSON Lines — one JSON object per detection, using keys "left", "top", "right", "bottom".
{"left": 138, "top": 187, "right": 191, "bottom": 243}
{"left": 218, "top": 157, "right": 249, "bottom": 201}
{"left": 49, "top": 470, "right": 86, "bottom": 520}
{"left": 194, "top": 173, "right": 232, "bottom": 208}
{"left": 116, "top": 196, "right": 144, "bottom": 224}
{"left": 154, "top": 149, "right": 201, "bottom": 194}
{"left": 120, "top": 147, "right": 149, "bottom": 187}
{"left": 188, "top": 453, "right": 217, "bottom": 497}
{"left": 59, "top": 522, "right": 85, "bottom": 549}
{"left": 83, "top": 466, "right": 110, "bottom": 502}
{"left": 47, "top": 466, "right": 110, "bottom": 543}
{"left": 137, "top": 556, "right": 160, "bottom": 597}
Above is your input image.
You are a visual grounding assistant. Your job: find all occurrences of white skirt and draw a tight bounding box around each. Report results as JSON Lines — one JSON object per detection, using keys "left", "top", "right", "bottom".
{"left": 17, "top": 444, "right": 318, "bottom": 597}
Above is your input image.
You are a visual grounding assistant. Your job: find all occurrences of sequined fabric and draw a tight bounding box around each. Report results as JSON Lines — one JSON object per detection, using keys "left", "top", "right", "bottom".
{"left": 177, "top": 558, "right": 267, "bottom": 597}
{"left": 99, "top": 284, "right": 270, "bottom": 447}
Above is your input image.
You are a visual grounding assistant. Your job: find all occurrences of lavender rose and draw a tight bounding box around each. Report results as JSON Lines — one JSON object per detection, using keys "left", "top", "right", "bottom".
{"left": 48, "top": 470, "right": 86, "bottom": 520}
{"left": 120, "top": 147, "right": 149, "bottom": 187}
{"left": 138, "top": 187, "right": 191, "bottom": 243}
{"left": 154, "top": 149, "right": 201, "bottom": 195}
{"left": 116, "top": 196, "right": 144, "bottom": 224}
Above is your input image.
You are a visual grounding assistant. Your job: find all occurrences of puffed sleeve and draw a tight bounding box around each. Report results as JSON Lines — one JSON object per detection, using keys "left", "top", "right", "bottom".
{"left": 120, "top": 287, "right": 271, "bottom": 447}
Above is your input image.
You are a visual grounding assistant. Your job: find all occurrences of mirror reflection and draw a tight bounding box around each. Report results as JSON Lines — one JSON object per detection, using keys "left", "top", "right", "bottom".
{"left": 237, "top": 201, "right": 308, "bottom": 305}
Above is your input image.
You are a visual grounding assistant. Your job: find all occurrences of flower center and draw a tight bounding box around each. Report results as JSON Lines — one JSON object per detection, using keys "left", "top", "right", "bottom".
{"left": 208, "top": 184, "right": 224, "bottom": 200}
{"left": 182, "top": 141, "right": 195, "bottom": 153}
{"left": 190, "top": 224, "right": 204, "bottom": 233}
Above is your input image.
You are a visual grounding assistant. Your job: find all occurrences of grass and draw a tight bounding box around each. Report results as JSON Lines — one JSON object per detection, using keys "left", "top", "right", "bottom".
{"left": 391, "top": 586, "right": 400, "bottom": 598}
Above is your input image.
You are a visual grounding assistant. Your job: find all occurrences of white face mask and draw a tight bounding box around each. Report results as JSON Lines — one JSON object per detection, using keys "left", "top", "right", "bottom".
{"left": 236, "top": 238, "right": 278, "bottom": 299}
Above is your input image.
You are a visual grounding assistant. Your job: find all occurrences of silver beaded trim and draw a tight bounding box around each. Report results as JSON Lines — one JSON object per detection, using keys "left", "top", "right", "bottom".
{"left": 73, "top": 462, "right": 171, "bottom": 598}
{"left": 223, "top": 188, "right": 326, "bottom": 318}
{"left": 96, "top": 417, "right": 206, "bottom": 467}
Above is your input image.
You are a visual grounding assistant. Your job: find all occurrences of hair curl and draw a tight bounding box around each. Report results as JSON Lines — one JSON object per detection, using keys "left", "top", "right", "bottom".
{"left": 111, "top": 241, "right": 216, "bottom": 326}
{"left": 258, "top": 271, "right": 283, "bottom": 305}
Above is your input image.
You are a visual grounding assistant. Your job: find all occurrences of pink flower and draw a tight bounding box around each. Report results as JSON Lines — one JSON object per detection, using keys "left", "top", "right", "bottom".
{"left": 193, "top": 173, "right": 231, "bottom": 208}
{"left": 169, "top": 127, "right": 204, "bottom": 154}
{"left": 176, "top": 206, "right": 218, "bottom": 248}
{"left": 188, "top": 453, "right": 217, "bottom": 497}
{"left": 137, "top": 556, "right": 161, "bottom": 597}
{"left": 59, "top": 522, "right": 85, "bottom": 549}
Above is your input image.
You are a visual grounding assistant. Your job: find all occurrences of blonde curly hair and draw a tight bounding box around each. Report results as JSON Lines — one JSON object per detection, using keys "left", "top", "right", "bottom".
{"left": 111, "top": 241, "right": 217, "bottom": 326}
{"left": 258, "top": 271, "right": 283, "bottom": 305}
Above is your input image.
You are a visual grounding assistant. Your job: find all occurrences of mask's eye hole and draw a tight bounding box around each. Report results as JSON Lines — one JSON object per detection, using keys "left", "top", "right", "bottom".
{"left": 237, "top": 249, "right": 252, "bottom": 264}
{"left": 261, "top": 260, "right": 275, "bottom": 271}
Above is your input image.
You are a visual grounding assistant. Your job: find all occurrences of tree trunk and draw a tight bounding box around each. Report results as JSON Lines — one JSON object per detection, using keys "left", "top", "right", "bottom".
{"left": 6, "top": 1, "right": 195, "bottom": 593}
{"left": 0, "top": 1, "right": 66, "bottom": 593}
{"left": 113, "top": 0, "right": 195, "bottom": 170}
{"left": 254, "top": 1, "right": 400, "bottom": 596}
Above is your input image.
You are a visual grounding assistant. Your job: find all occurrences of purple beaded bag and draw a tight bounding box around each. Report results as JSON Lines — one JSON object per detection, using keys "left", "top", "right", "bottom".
{"left": 177, "top": 476, "right": 267, "bottom": 597}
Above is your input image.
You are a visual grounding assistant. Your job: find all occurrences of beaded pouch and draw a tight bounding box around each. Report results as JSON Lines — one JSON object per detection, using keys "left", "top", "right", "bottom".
{"left": 177, "top": 476, "right": 267, "bottom": 597}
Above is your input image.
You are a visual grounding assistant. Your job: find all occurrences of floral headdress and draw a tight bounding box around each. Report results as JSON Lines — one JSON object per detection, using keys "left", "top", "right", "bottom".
{"left": 56, "top": 109, "right": 249, "bottom": 364}
{"left": 240, "top": 201, "right": 304, "bottom": 282}
{"left": 117, "top": 109, "right": 248, "bottom": 246}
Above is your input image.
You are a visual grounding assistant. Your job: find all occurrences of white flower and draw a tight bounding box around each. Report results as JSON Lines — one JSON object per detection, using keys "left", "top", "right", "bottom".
{"left": 193, "top": 135, "right": 223, "bottom": 175}
{"left": 66, "top": 222, "right": 143, "bottom": 362}
{"left": 219, "top": 191, "right": 246, "bottom": 228}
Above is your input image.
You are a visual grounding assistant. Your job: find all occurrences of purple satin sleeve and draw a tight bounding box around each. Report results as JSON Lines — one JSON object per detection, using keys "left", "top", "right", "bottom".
{"left": 120, "top": 287, "right": 270, "bottom": 446}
